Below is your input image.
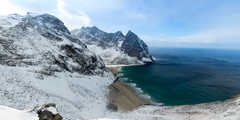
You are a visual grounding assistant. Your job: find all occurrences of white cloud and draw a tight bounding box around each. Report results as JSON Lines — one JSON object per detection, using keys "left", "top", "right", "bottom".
{"left": 0, "top": 0, "right": 25, "bottom": 15}
{"left": 66, "top": 0, "right": 126, "bottom": 13}
{"left": 56, "top": 0, "right": 92, "bottom": 30}
{"left": 142, "top": 27, "right": 240, "bottom": 49}
{"left": 3, "top": 0, "right": 92, "bottom": 30}
{"left": 177, "top": 28, "right": 240, "bottom": 44}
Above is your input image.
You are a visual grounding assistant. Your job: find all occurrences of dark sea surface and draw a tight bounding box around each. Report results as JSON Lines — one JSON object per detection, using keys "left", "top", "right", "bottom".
{"left": 120, "top": 48, "right": 240, "bottom": 106}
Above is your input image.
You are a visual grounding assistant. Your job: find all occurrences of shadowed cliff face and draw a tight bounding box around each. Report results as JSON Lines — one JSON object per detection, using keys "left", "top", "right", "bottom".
{"left": 72, "top": 27, "right": 153, "bottom": 64}
{"left": 121, "top": 31, "right": 152, "bottom": 61}
{"left": 0, "top": 13, "right": 106, "bottom": 75}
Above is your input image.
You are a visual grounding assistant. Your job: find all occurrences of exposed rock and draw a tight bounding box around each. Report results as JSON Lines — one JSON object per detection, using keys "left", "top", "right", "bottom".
{"left": 107, "top": 103, "right": 118, "bottom": 112}
{"left": 72, "top": 27, "right": 153, "bottom": 64}
{"left": 121, "top": 31, "right": 153, "bottom": 63}
{"left": 35, "top": 103, "right": 63, "bottom": 120}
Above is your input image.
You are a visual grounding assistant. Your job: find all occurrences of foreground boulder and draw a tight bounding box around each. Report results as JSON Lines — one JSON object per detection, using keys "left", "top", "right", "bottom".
{"left": 33, "top": 103, "right": 63, "bottom": 120}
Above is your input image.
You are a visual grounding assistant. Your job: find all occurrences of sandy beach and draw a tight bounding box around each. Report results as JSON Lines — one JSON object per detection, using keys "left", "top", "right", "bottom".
{"left": 108, "top": 80, "right": 151, "bottom": 112}
{"left": 106, "top": 65, "right": 151, "bottom": 112}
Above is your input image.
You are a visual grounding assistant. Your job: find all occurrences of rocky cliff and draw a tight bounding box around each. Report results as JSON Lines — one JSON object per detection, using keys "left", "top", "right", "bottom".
{"left": 72, "top": 26, "right": 153, "bottom": 65}
{"left": 121, "top": 31, "right": 153, "bottom": 63}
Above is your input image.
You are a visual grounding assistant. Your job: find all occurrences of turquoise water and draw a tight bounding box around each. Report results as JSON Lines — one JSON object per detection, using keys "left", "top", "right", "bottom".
{"left": 120, "top": 48, "right": 240, "bottom": 106}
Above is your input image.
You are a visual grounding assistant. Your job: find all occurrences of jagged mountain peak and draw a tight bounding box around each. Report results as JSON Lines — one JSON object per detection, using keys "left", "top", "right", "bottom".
{"left": 126, "top": 30, "right": 139, "bottom": 40}
{"left": 121, "top": 30, "right": 152, "bottom": 62}
{"left": 126, "top": 30, "right": 134, "bottom": 35}
{"left": 125, "top": 30, "right": 146, "bottom": 45}
{"left": 115, "top": 31, "right": 124, "bottom": 37}
{"left": 0, "top": 13, "right": 105, "bottom": 75}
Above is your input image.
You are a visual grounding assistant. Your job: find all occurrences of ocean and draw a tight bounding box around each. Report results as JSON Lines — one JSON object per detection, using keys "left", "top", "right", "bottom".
{"left": 120, "top": 48, "right": 240, "bottom": 106}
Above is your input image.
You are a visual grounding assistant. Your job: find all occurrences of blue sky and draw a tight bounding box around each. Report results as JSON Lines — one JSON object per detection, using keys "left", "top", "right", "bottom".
{"left": 0, "top": 0, "right": 240, "bottom": 49}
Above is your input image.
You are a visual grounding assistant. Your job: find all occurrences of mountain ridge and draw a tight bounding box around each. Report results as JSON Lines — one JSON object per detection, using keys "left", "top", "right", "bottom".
{"left": 72, "top": 26, "right": 154, "bottom": 65}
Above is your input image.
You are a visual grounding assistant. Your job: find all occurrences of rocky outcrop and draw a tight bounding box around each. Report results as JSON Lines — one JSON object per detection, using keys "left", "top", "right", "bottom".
{"left": 37, "top": 105, "right": 62, "bottom": 120}
{"left": 121, "top": 31, "right": 153, "bottom": 63}
{"left": 31, "top": 103, "right": 63, "bottom": 120}
{"left": 72, "top": 27, "right": 153, "bottom": 64}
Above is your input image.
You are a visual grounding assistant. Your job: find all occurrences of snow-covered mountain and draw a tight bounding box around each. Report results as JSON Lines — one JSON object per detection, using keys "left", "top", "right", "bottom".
{"left": 72, "top": 27, "right": 153, "bottom": 65}
{"left": 0, "top": 13, "right": 115, "bottom": 120}
{"left": 0, "top": 13, "right": 106, "bottom": 75}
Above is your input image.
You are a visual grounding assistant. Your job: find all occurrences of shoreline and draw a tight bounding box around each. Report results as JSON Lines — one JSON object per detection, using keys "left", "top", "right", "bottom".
{"left": 105, "top": 64, "right": 240, "bottom": 119}
{"left": 106, "top": 64, "right": 145, "bottom": 68}
{"left": 106, "top": 64, "right": 240, "bottom": 108}
{"left": 108, "top": 80, "right": 151, "bottom": 111}
{"left": 106, "top": 64, "right": 152, "bottom": 112}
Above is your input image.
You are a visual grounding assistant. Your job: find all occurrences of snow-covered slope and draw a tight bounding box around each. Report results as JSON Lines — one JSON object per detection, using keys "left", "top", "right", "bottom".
{"left": 0, "top": 105, "right": 38, "bottom": 120}
{"left": 0, "top": 14, "right": 24, "bottom": 28}
{"left": 72, "top": 27, "right": 153, "bottom": 65}
{"left": 0, "top": 65, "right": 114, "bottom": 119}
{"left": 0, "top": 13, "right": 115, "bottom": 120}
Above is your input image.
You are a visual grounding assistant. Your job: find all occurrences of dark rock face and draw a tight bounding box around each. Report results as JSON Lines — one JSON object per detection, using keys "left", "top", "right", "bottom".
{"left": 0, "top": 14, "right": 106, "bottom": 75}
{"left": 36, "top": 103, "right": 63, "bottom": 120}
{"left": 38, "top": 111, "right": 63, "bottom": 120}
{"left": 38, "top": 110, "right": 55, "bottom": 120}
{"left": 60, "top": 44, "right": 104, "bottom": 74}
{"left": 121, "top": 31, "right": 152, "bottom": 61}
{"left": 107, "top": 103, "right": 118, "bottom": 112}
